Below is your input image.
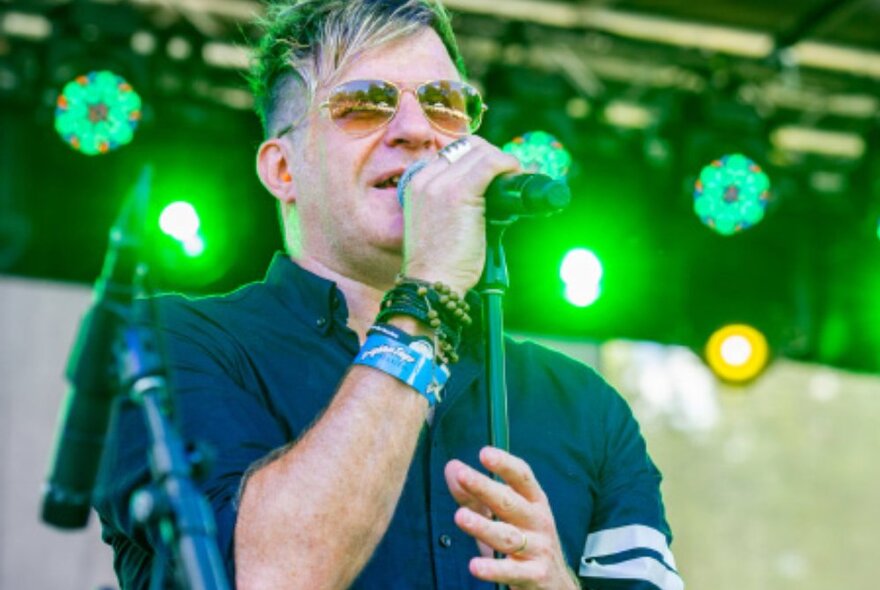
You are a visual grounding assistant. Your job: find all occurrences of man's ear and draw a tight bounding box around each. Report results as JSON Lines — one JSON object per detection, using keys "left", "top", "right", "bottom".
{"left": 256, "top": 138, "right": 297, "bottom": 205}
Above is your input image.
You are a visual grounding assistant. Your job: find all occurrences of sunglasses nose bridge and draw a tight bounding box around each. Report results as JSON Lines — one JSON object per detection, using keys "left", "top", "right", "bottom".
{"left": 395, "top": 87, "right": 420, "bottom": 112}
{"left": 389, "top": 86, "right": 435, "bottom": 130}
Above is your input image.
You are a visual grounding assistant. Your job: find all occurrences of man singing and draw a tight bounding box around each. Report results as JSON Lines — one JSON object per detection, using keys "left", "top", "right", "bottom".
{"left": 96, "top": 1, "right": 682, "bottom": 588}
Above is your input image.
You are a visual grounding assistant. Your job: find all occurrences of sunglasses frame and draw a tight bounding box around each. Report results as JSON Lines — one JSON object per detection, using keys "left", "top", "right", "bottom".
{"left": 276, "top": 78, "right": 488, "bottom": 139}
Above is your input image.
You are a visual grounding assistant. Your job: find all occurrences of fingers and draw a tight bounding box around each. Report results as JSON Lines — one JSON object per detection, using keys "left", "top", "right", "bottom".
{"left": 401, "top": 135, "right": 518, "bottom": 293}
{"left": 468, "top": 556, "right": 545, "bottom": 587}
{"left": 444, "top": 460, "right": 491, "bottom": 517}
{"left": 455, "top": 507, "right": 530, "bottom": 557}
{"left": 447, "top": 451, "right": 577, "bottom": 590}
{"left": 407, "top": 135, "right": 521, "bottom": 202}
{"left": 451, "top": 459, "right": 533, "bottom": 525}
{"left": 480, "top": 446, "right": 546, "bottom": 503}
{"left": 437, "top": 136, "right": 522, "bottom": 192}
{"left": 401, "top": 136, "right": 524, "bottom": 294}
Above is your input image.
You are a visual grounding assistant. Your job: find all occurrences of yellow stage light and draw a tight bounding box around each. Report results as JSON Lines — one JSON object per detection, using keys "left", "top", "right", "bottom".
{"left": 705, "top": 324, "right": 770, "bottom": 383}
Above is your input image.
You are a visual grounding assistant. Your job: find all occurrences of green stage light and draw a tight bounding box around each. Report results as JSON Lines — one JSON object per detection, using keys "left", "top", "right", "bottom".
{"left": 560, "top": 248, "right": 603, "bottom": 307}
{"left": 182, "top": 235, "right": 206, "bottom": 257}
{"left": 54, "top": 70, "right": 142, "bottom": 156}
{"left": 503, "top": 131, "right": 572, "bottom": 179}
{"left": 159, "top": 201, "right": 205, "bottom": 258}
{"left": 159, "top": 201, "right": 200, "bottom": 241}
{"left": 693, "top": 154, "right": 770, "bottom": 236}
{"left": 146, "top": 155, "right": 240, "bottom": 289}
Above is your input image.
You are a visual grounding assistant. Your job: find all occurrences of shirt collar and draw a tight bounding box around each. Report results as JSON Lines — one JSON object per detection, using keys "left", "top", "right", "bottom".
{"left": 263, "top": 252, "right": 347, "bottom": 336}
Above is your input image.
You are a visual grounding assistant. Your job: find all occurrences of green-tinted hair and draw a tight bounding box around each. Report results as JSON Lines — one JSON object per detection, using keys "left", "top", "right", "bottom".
{"left": 248, "top": 0, "right": 466, "bottom": 139}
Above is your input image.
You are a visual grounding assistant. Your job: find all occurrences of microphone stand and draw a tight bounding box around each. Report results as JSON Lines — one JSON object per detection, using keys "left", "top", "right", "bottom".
{"left": 478, "top": 176, "right": 570, "bottom": 590}
{"left": 479, "top": 216, "right": 517, "bottom": 590}
{"left": 119, "top": 289, "right": 230, "bottom": 590}
{"left": 41, "top": 166, "right": 230, "bottom": 589}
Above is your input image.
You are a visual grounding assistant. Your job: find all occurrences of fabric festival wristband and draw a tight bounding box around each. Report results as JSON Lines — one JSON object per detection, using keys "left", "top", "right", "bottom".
{"left": 353, "top": 333, "right": 448, "bottom": 406}
{"left": 367, "top": 322, "right": 433, "bottom": 351}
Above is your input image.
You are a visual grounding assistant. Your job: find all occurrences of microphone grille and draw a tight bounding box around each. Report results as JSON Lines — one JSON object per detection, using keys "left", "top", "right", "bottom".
{"left": 396, "top": 159, "right": 429, "bottom": 208}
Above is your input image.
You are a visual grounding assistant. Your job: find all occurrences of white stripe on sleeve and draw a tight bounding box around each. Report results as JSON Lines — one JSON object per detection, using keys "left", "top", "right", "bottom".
{"left": 582, "top": 524, "right": 677, "bottom": 570}
{"left": 579, "top": 556, "right": 685, "bottom": 590}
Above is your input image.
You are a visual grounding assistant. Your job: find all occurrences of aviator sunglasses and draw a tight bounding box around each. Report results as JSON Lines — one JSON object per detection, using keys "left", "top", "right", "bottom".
{"left": 276, "top": 79, "right": 488, "bottom": 138}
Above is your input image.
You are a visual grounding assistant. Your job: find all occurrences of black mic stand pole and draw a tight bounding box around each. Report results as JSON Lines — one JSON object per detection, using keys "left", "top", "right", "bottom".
{"left": 479, "top": 216, "right": 517, "bottom": 590}
{"left": 120, "top": 278, "right": 230, "bottom": 590}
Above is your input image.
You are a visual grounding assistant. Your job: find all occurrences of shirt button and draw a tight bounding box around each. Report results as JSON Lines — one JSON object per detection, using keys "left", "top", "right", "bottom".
{"left": 438, "top": 534, "right": 452, "bottom": 548}
{"left": 316, "top": 317, "right": 327, "bottom": 328}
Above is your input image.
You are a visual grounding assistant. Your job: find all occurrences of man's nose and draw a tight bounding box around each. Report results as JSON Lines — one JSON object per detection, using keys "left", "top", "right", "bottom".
{"left": 383, "top": 91, "right": 435, "bottom": 149}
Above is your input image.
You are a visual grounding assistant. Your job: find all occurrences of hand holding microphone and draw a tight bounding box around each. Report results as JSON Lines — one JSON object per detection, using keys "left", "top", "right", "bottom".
{"left": 397, "top": 136, "right": 521, "bottom": 295}
{"left": 397, "top": 136, "right": 570, "bottom": 294}
{"left": 398, "top": 142, "right": 571, "bottom": 219}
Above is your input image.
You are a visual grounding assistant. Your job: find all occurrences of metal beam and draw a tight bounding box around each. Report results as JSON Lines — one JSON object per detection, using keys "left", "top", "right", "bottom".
{"left": 53, "top": 0, "right": 880, "bottom": 80}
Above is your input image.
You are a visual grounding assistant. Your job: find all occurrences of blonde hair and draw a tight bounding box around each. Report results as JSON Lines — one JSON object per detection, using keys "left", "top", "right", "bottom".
{"left": 248, "top": 0, "right": 466, "bottom": 139}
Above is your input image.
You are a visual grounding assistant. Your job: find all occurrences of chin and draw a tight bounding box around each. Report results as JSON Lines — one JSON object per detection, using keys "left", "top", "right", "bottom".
{"left": 378, "top": 234, "right": 404, "bottom": 254}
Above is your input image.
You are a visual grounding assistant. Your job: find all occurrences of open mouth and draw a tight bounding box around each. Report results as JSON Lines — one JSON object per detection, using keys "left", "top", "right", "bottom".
{"left": 374, "top": 173, "right": 402, "bottom": 190}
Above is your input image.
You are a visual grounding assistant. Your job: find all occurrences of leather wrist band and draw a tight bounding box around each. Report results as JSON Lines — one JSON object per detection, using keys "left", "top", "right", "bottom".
{"left": 377, "top": 277, "right": 471, "bottom": 364}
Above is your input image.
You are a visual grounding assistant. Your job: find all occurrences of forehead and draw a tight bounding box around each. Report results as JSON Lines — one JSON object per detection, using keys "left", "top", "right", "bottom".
{"left": 332, "top": 28, "right": 460, "bottom": 88}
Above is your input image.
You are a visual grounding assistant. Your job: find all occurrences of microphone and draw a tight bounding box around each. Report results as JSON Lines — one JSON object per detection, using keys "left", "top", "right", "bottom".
{"left": 397, "top": 160, "right": 570, "bottom": 220}
{"left": 484, "top": 173, "right": 570, "bottom": 219}
{"left": 41, "top": 166, "right": 151, "bottom": 529}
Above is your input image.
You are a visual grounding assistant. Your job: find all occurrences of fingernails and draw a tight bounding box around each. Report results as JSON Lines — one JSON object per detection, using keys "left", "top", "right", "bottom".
{"left": 471, "top": 559, "right": 486, "bottom": 576}
{"left": 481, "top": 446, "right": 500, "bottom": 466}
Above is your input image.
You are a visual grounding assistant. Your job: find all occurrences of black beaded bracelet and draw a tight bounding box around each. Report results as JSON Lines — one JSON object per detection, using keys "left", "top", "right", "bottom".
{"left": 391, "top": 276, "right": 472, "bottom": 333}
{"left": 376, "top": 302, "right": 460, "bottom": 364}
{"left": 376, "top": 276, "right": 471, "bottom": 365}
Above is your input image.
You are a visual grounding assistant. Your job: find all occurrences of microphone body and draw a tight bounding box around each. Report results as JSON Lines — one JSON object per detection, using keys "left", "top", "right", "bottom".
{"left": 397, "top": 160, "right": 570, "bottom": 220}
{"left": 484, "top": 173, "right": 570, "bottom": 219}
{"left": 41, "top": 299, "right": 125, "bottom": 528}
{"left": 41, "top": 170, "right": 149, "bottom": 529}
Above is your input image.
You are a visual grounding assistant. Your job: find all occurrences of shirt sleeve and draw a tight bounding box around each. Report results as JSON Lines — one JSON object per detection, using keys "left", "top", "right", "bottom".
{"left": 93, "top": 297, "right": 288, "bottom": 589}
{"left": 578, "top": 381, "right": 684, "bottom": 590}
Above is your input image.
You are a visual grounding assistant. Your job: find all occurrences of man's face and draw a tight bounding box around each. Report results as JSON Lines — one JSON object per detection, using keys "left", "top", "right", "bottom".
{"left": 287, "top": 28, "right": 462, "bottom": 286}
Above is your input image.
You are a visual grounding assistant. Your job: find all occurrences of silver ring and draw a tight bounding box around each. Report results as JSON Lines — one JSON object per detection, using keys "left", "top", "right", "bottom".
{"left": 438, "top": 137, "right": 473, "bottom": 165}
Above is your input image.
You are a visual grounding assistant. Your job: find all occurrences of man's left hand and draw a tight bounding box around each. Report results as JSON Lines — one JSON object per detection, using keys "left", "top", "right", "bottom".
{"left": 444, "top": 447, "right": 580, "bottom": 590}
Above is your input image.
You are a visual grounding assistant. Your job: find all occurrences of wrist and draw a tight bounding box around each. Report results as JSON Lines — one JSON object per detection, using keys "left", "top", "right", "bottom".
{"left": 400, "top": 266, "right": 467, "bottom": 298}
{"left": 379, "top": 276, "right": 470, "bottom": 365}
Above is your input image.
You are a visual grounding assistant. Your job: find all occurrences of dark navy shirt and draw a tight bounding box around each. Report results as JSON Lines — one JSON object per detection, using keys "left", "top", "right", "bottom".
{"left": 95, "top": 253, "right": 682, "bottom": 589}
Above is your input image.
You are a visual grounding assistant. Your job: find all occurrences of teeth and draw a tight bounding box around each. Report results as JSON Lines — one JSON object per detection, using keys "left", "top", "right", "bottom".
{"left": 377, "top": 174, "right": 401, "bottom": 188}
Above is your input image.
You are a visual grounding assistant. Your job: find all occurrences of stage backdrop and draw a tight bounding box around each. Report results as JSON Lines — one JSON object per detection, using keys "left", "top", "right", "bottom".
{"left": 1, "top": 275, "right": 878, "bottom": 589}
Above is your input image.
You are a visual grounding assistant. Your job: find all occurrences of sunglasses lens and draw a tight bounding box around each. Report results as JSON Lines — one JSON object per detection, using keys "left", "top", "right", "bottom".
{"left": 325, "top": 80, "right": 485, "bottom": 136}
{"left": 418, "top": 81, "right": 484, "bottom": 135}
{"left": 327, "top": 79, "right": 398, "bottom": 135}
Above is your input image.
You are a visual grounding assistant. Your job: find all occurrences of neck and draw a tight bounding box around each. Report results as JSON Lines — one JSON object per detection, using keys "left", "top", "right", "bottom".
{"left": 293, "top": 254, "right": 395, "bottom": 341}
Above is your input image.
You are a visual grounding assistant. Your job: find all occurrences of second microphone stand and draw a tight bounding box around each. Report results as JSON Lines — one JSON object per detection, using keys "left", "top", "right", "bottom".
{"left": 119, "top": 285, "right": 230, "bottom": 590}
